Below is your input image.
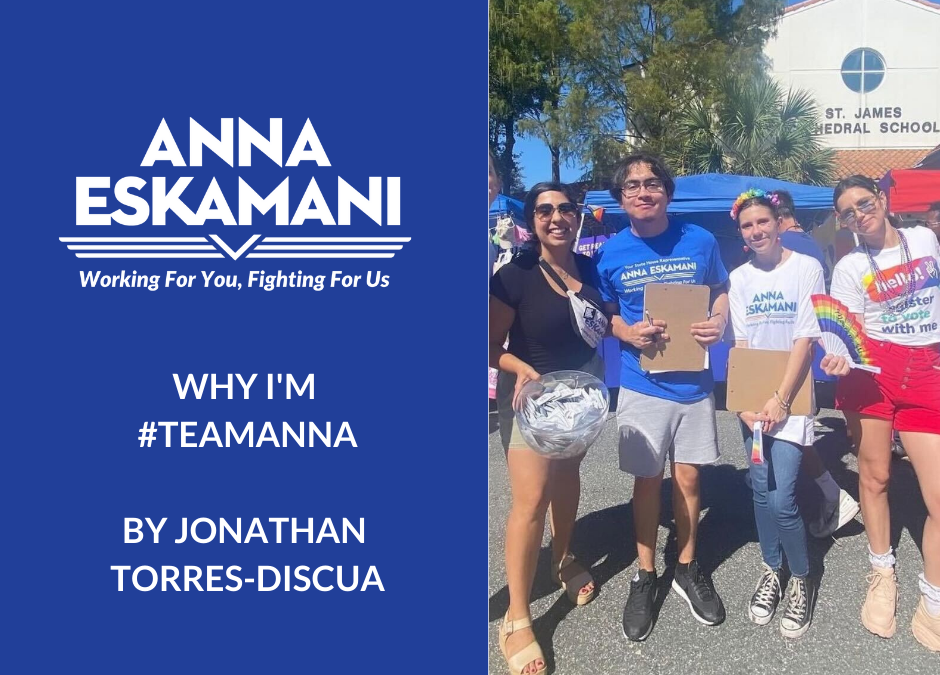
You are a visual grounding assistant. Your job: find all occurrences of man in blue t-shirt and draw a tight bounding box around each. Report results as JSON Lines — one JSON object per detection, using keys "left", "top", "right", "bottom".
{"left": 595, "top": 153, "right": 729, "bottom": 641}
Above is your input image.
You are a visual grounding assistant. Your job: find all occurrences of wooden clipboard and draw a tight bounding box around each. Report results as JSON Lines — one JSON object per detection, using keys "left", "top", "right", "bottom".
{"left": 725, "top": 347, "right": 813, "bottom": 416}
{"left": 640, "top": 283, "right": 710, "bottom": 372}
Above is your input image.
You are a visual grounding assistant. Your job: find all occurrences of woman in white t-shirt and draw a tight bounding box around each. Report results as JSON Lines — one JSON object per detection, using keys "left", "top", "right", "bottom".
{"left": 728, "top": 189, "right": 824, "bottom": 639}
{"left": 822, "top": 175, "right": 940, "bottom": 652}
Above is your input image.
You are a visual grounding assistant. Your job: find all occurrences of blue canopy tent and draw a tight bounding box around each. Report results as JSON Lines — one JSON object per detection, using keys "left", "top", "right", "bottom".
{"left": 489, "top": 193, "right": 525, "bottom": 226}
{"left": 582, "top": 174, "right": 836, "bottom": 385}
{"left": 584, "top": 173, "right": 833, "bottom": 231}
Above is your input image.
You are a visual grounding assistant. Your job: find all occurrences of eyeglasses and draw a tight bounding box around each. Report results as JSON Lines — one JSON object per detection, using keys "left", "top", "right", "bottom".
{"left": 837, "top": 197, "right": 878, "bottom": 225}
{"left": 534, "top": 202, "right": 579, "bottom": 220}
{"left": 622, "top": 179, "right": 665, "bottom": 196}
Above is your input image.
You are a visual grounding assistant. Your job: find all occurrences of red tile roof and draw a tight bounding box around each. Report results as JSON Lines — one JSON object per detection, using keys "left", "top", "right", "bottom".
{"left": 832, "top": 148, "right": 933, "bottom": 179}
{"left": 785, "top": 0, "right": 832, "bottom": 13}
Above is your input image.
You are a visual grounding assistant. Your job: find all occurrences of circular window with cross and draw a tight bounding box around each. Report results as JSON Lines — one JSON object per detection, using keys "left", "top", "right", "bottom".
{"left": 841, "top": 48, "right": 885, "bottom": 93}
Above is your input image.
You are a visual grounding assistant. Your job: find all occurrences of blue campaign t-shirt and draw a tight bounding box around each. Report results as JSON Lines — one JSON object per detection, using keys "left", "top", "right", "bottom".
{"left": 595, "top": 220, "right": 729, "bottom": 402}
{"left": 780, "top": 229, "right": 828, "bottom": 280}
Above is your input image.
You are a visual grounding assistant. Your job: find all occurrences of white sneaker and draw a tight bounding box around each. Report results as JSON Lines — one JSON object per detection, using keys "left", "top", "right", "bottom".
{"left": 808, "top": 489, "right": 860, "bottom": 538}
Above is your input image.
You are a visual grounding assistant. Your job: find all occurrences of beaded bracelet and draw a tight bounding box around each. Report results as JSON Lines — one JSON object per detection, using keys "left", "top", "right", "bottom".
{"left": 774, "top": 390, "right": 791, "bottom": 412}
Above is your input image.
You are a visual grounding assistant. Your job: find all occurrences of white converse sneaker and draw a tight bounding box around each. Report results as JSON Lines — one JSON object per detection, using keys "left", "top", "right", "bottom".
{"left": 808, "top": 489, "right": 859, "bottom": 539}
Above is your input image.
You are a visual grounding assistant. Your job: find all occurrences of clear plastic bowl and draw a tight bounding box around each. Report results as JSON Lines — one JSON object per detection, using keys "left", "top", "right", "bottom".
{"left": 514, "top": 370, "right": 610, "bottom": 459}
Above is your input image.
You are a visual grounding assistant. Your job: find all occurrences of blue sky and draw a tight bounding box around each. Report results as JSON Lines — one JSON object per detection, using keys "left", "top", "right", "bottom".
{"left": 511, "top": 0, "right": 939, "bottom": 189}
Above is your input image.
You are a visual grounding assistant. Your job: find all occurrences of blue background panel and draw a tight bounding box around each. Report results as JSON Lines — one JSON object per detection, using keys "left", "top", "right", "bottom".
{"left": 0, "top": 2, "right": 485, "bottom": 672}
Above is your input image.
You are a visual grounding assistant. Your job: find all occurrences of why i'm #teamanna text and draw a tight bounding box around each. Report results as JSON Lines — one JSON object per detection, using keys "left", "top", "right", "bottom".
{"left": 139, "top": 373, "right": 358, "bottom": 449}
{"left": 116, "top": 372, "right": 381, "bottom": 592}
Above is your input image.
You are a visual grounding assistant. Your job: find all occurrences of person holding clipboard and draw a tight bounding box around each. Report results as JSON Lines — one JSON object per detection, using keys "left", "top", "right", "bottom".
{"left": 595, "top": 154, "right": 729, "bottom": 641}
{"left": 727, "top": 189, "right": 825, "bottom": 638}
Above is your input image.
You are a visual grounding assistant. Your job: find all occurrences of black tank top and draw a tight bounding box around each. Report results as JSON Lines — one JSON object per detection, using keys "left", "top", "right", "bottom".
{"left": 490, "top": 250, "right": 603, "bottom": 373}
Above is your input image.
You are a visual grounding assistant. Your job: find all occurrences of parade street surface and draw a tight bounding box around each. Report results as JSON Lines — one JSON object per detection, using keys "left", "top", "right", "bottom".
{"left": 488, "top": 403, "right": 937, "bottom": 674}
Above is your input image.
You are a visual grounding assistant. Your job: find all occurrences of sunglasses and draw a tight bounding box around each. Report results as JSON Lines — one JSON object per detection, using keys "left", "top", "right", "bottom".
{"left": 622, "top": 179, "right": 665, "bottom": 196}
{"left": 534, "top": 202, "right": 579, "bottom": 220}
{"left": 837, "top": 197, "right": 878, "bottom": 225}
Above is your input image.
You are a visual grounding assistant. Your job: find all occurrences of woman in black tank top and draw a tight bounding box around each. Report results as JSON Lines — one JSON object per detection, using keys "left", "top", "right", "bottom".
{"left": 489, "top": 182, "right": 605, "bottom": 675}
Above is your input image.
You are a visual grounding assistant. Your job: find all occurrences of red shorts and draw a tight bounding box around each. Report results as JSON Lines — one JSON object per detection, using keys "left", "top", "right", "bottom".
{"left": 835, "top": 338, "right": 940, "bottom": 433}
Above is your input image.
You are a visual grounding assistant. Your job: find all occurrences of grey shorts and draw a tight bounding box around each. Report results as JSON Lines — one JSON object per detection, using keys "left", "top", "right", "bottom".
{"left": 615, "top": 388, "right": 720, "bottom": 477}
{"left": 496, "top": 353, "right": 605, "bottom": 452}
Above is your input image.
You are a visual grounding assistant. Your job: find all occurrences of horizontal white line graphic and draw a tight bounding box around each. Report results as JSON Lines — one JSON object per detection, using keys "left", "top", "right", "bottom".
{"left": 74, "top": 253, "right": 225, "bottom": 258}
{"left": 60, "top": 235, "right": 410, "bottom": 259}
{"left": 246, "top": 253, "right": 396, "bottom": 258}
{"left": 67, "top": 245, "right": 217, "bottom": 250}
{"left": 60, "top": 237, "right": 209, "bottom": 243}
{"left": 259, "top": 237, "right": 411, "bottom": 243}
{"left": 253, "top": 245, "right": 403, "bottom": 251}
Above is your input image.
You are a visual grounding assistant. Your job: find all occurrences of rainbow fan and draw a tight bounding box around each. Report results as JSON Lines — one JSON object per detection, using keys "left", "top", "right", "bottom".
{"left": 811, "top": 294, "right": 881, "bottom": 374}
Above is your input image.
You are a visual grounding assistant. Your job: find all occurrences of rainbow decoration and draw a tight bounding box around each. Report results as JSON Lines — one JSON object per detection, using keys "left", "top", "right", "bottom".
{"left": 590, "top": 206, "right": 605, "bottom": 222}
{"left": 811, "top": 294, "right": 881, "bottom": 374}
{"left": 751, "top": 421, "right": 764, "bottom": 465}
{"left": 730, "top": 188, "right": 780, "bottom": 220}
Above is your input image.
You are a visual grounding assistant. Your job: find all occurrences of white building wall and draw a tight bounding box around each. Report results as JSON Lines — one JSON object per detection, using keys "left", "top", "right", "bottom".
{"left": 764, "top": 0, "right": 940, "bottom": 149}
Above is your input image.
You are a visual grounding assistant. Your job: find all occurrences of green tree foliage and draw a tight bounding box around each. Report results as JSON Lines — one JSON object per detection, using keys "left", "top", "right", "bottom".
{"left": 489, "top": 1, "right": 787, "bottom": 188}
{"left": 669, "top": 76, "right": 836, "bottom": 185}
{"left": 514, "top": 4, "right": 610, "bottom": 183}
{"left": 568, "top": 1, "right": 782, "bottom": 159}
{"left": 490, "top": 0, "right": 562, "bottom": 191}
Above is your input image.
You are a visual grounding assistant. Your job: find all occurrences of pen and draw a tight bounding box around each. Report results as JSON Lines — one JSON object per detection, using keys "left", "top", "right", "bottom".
{"left": 646, "top": 310, "right": 659, "bottom": 341}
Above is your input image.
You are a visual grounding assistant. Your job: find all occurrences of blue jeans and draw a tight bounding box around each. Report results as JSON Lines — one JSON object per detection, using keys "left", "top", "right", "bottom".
{"left": 742, "top": 426, "right": 809, "bottom": 578}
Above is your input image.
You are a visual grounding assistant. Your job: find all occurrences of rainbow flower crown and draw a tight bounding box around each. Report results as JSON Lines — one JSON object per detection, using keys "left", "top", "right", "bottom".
{"left": 730, "top": 189, "right": 779, "bottom": 220}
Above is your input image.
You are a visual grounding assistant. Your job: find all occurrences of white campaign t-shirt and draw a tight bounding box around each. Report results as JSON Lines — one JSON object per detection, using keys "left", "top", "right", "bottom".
{"left": 830, "top": 226, "right": 940, "bottom": 347}
{"left": 729, "top": 252, "right": 824, "bottom": 445}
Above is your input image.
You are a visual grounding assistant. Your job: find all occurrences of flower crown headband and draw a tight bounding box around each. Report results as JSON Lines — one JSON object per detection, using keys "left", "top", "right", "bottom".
{"left": 730, "top": 188, "right": 779, "bottom": 220}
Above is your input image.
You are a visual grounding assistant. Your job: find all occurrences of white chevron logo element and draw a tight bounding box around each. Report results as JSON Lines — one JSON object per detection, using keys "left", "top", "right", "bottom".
{"left": 208, "top": 235, "right": 261, "bottom": 260}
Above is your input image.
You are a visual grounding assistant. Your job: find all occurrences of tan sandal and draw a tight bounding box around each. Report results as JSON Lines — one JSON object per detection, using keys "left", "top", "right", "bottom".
{"left": 499, "top": 613, "right": 546, "bottom": 675}
{"left": 554, "top": 553, "right": 596, "bottom": 606}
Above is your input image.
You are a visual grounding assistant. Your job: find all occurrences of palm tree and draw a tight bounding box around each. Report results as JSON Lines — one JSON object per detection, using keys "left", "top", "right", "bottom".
{"left": 669, "top": 77, "right": 836, "bottom": 185}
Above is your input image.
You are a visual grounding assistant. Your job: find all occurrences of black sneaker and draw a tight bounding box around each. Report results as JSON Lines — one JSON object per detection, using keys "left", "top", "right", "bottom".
{"left": 622, "top": 569, "right": 657, "bottom": 641}
{"left": 780, "top": 576, "right": 815, "bottom": 639}
{"left": 891, "top": 433, "right": 907, "bottom": 459}
{"left": 748, "top": 564, "right": 782, "bottom": 625}
{"left": 671, "top": 560, "right": 725, "bottom": 625}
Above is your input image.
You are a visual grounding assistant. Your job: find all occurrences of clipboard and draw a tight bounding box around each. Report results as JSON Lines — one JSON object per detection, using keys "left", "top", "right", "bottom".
{"left": 640, "top": 283, "right": 710, "bottom": 372}
{"left": 725, "top": 347, "right": 813, "bottom": 416}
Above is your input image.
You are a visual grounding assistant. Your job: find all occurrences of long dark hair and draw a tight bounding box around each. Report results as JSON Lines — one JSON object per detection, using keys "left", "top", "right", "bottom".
{"left": 833, "top": 175, "right": 880, "bottom": 208}
{"left": 833, "top": 175, "right": 901, "bottom": 227}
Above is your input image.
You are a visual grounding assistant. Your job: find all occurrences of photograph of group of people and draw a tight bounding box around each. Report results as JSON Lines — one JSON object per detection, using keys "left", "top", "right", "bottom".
{"left": 487, "top": 150, "right": 940, "bottom": 674}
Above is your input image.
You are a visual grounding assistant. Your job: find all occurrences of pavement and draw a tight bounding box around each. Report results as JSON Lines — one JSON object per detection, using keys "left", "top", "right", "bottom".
{"left": 488, "top": 401, "right": 938, "bottom": 674}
